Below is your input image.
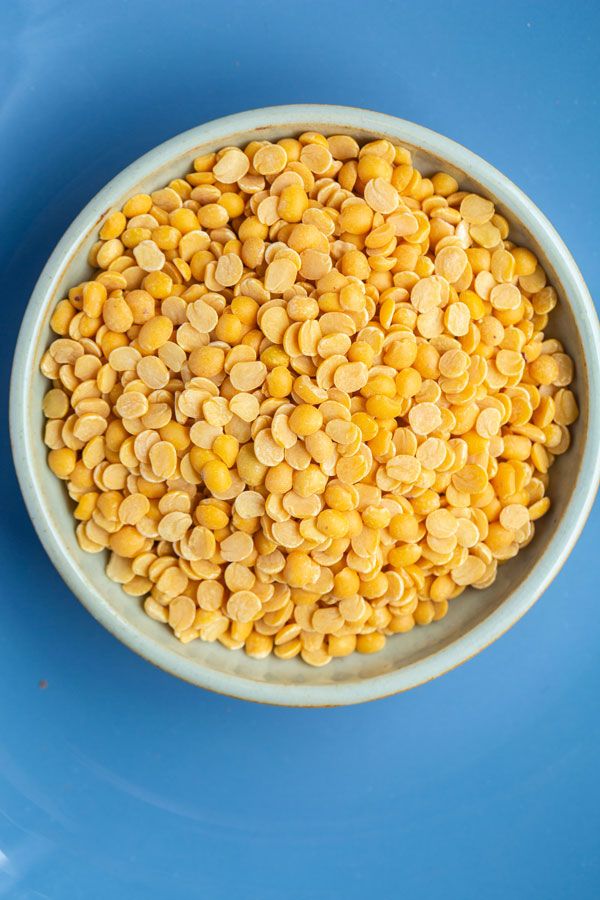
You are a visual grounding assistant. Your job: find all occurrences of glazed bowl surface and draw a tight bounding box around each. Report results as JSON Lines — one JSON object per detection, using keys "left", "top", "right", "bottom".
{"left": 10, "top": 104, "right": 600, "bottom": 706}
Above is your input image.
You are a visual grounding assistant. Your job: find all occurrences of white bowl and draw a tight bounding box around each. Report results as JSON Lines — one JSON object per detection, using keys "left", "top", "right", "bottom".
{"left": 10, "top": 105, "right": 600, "bottom": 706}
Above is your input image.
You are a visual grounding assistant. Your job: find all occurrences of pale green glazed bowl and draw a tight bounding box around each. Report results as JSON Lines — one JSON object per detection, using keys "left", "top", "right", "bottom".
{"left": 10, "top": 105, "right": 600, "bottom": 706}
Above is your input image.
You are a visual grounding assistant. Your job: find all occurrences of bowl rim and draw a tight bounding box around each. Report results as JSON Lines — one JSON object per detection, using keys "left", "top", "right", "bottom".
{"left": 10, "top": 103, "right": 600, "bottom": 706}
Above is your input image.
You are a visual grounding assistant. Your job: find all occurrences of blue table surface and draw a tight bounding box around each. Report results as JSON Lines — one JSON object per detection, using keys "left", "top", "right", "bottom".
{"left": 1, "top": 1, "right": 599, "bottom": 897}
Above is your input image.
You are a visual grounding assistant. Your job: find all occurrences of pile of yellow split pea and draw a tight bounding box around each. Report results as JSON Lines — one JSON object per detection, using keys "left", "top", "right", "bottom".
{"left": 40, "top": 132, "right": 578, "bottom": 667}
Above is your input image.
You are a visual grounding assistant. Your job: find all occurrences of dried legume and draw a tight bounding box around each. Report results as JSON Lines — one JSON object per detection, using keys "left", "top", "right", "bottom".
{"left": 41, "top": 132, "right": 578, "bottom": 666}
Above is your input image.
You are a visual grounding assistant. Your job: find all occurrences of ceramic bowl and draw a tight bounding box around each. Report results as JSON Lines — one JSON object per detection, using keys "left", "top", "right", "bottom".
{"left": 10, "top": 105, "right": 600, "bottom": 706}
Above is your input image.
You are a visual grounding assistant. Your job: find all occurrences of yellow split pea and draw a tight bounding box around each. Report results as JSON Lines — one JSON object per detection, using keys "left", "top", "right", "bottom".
{"left": 40, "top": 130, "right": 577, "bottom": 667}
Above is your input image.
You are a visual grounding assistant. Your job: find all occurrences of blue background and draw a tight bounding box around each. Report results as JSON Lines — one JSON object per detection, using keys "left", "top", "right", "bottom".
{"left": 1, "top": 1, "right": 599, "bottom": 897}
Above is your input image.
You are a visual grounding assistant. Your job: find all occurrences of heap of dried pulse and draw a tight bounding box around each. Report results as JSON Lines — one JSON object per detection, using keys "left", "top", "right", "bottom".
{"left": 40, "top": 131, "right": 578, "bottom": 666}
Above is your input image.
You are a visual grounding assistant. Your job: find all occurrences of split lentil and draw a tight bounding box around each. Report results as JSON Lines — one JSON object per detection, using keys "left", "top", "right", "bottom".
{"left": 41, "top": 132, "right": 578, "bottom": 666}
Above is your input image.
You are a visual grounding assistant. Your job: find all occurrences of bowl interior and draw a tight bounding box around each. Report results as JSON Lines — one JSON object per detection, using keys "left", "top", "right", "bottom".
{"left": 17, "top": 111, "right": 592, "bottom": 703}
